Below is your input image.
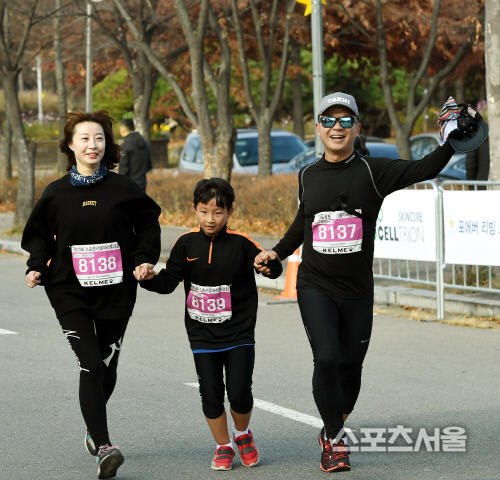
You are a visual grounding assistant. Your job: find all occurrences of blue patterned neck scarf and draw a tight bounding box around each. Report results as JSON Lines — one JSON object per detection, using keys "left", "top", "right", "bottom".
{"left": 70, "top": 164, "right": 108, "bottom": 187}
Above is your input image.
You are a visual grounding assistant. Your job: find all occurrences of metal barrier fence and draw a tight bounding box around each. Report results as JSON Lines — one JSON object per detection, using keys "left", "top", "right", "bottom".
{"left": 373, "top": 180, "right": 500, "bottom": 319}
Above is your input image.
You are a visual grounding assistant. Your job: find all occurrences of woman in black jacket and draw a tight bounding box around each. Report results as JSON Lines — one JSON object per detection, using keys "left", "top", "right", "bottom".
{"left": 22, "top": 110, "right": 161, "bottom": 479}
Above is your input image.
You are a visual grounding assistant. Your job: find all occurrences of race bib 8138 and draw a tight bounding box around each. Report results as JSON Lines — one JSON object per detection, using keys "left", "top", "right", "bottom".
{"left": 71, "top": 242, "right": 123, "bottom": 287}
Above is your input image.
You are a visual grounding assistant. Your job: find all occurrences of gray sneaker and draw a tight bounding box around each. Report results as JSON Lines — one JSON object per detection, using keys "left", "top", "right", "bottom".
{"left": 97, "top": 445, "right": 124, "bottom": 479}
{"left": 85, "top": 431, "right": 98, "bottom": 456}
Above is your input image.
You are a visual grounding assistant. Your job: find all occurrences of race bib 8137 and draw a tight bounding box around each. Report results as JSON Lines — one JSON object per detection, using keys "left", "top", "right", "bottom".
{"left": 312, "top": 210, "right": 363, "bottom": 254}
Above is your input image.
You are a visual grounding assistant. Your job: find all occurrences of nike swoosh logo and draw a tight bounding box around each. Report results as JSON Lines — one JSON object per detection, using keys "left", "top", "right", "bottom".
{"left": 187, "top": 257, "right": 199, "bottom": 261}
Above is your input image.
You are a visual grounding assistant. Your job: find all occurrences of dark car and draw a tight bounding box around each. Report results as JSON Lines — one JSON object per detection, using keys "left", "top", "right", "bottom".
{"left": 275, "top": 141, "right": 400, "bottom": 174}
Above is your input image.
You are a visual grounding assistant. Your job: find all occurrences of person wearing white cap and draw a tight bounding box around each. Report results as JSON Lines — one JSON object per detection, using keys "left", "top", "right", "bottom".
{"left": 254, "top": 92, "right": 485, "bottom": 473}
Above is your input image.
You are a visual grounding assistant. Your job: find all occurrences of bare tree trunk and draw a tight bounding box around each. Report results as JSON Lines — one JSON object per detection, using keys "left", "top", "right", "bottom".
{"left": 174, "top": 0, "right": 235, "bottom": 180}
{"left": 231, "top": 0, "right": 296, "bottom": 177}
{"left": 54, "top": 0, "right": 68, "bottom": 174}
{"left": 0, "top": 92, "right": 13, "bottom": 179}
{"left": 256, "top": 116, "right": 273, "bottom": 177}
{"left": 485, "top": 0, "right": 500, "bottom": 181}
{"left": 131, "top": 48, "right": 157, "bottom": 144}
{"left": 3, "top": 72, "right": 34, "bottom": 229}
{"left": 454, "top": 75, "right": 465, "bottom": 104}
{"left": 291, "top": 39, "right": 305, "bottom": 140}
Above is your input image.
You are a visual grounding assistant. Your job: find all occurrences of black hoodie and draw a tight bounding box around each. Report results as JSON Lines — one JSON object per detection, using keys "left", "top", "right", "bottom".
{"left": 118, "top": 131, "right": 153, "bottom": 190}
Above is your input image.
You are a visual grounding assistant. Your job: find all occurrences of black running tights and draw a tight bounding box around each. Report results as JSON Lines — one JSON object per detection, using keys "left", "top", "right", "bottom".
{"left": 58, "top": 309, "right": 129, "bottom": 448}
{"left": 297, "top": 286, "right": 373, "bottom": 440}
{"left": 193, "top": 345, "right": 255, "bottom": 420}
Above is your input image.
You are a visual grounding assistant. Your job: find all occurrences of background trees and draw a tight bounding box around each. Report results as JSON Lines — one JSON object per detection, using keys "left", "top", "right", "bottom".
{"left": 230, "top": 0, "right": 297, "bottom": 177}
{"left": 0, "top": 0, "right": 492, "bottom": 202}
{"left": 0, "top": 0, "right": 55, "bottom": 229}
{"left": 329, "top": 0, "right": 484, "bottom": 159}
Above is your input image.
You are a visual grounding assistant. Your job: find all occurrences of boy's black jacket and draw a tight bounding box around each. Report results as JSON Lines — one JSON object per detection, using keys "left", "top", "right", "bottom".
{"left": 141, "top": 225, "right": 282, "bottom": 350}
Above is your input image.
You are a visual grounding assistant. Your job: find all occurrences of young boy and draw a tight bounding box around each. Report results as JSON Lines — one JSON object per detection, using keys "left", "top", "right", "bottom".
{"left": 137, "top": 178, "right": 282, "bottom": 470}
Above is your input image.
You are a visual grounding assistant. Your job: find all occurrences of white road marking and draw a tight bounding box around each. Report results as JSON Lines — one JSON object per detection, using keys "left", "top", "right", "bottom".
{"left": 0, "top": 328, "right": 18, "bottom": 334}
{"left": 184, "top": 382, "right": 355, "bottom": 434}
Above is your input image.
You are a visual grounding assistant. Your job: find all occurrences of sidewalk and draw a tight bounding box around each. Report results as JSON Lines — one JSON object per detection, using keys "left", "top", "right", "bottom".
{"left": 2, "top": 212, "right": 499, "bottom": 318}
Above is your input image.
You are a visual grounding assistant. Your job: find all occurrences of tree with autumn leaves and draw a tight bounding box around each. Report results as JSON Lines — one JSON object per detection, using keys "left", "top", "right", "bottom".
{"left": 0, "top": 0, "right": 493, "bottom": 228}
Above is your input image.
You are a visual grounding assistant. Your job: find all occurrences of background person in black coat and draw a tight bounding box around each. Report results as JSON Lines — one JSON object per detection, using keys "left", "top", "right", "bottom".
{"left": 119, "top": 118, "right": 153, "bottom": 191}
{"left": 466, "top": 133, "right": 490, "bottom": 190}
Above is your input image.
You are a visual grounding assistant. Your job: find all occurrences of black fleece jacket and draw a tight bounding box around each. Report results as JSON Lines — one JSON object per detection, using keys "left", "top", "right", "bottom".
{"left": 273, "top": 143, "right": 455, "bottom": 299}
{"left": 140, "top": 225, "right": 282, "bottom": 350}
{"left": 22, "top": 172, "right": 161, "bottom": 319}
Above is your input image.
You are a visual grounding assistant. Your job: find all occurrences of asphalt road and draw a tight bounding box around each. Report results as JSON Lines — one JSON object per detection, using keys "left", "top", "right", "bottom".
{"left": 1, "top": 253, "right": 499, "bottom": 480}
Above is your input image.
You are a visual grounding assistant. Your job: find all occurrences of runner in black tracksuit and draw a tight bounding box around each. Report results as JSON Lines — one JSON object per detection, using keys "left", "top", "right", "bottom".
{"left": 23, "top": 110, "right": 161, "bottom": 479}
{"left": 255, "top": 92, "right": 460, "bottom": 473}
{"left": 138, "top": 178, "right": 282, "bottom": 471}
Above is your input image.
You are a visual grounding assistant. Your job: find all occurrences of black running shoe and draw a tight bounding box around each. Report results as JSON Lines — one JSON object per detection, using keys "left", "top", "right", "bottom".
{"left": 85, "top": 431, "right": 98, "bottom": 456}
{"left": 96, "top": 445, "right": 124, "bottom": 479}
{"left": 319, "top": 429, "right": 351, "bottom": 472}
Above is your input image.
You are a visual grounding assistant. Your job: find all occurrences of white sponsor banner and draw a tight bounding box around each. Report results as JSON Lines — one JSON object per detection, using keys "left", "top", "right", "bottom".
{"left": 374, "top": 190, "right": 437, "bottom": 261}
{"left": 443, "top": 191, "right": 500, "bottom": 266}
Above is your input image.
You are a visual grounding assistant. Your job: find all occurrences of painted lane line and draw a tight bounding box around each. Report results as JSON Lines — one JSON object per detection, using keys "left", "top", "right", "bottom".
{"left": 252, "top": 397, "right": 323, "bottom": 428}
{"left": 0, "top": 328, "right": 18, "bottom": 334}
{"left": 184, "top": 382, "right": 355, "bottom": 434}
{"left": 184, "top": 383, "right": 320, "bottom": 426}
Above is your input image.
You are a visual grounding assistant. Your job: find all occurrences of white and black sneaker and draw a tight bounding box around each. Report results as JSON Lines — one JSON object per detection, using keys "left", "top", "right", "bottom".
{"left": 85, "top": 430, "right": 98, "bottom": 456}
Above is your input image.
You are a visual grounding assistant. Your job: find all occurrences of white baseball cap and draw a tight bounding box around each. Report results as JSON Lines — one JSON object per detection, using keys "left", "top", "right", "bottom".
{"left": 318, "top": 92, "right": 359, "bottom": 118}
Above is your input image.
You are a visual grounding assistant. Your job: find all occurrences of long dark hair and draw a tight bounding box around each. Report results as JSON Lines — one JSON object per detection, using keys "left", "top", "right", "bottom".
{"left": 59, "top": 110, "right": 121, "bottom": 171}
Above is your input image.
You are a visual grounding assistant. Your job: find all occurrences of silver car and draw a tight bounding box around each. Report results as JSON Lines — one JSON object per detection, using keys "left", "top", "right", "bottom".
{"left": 178, "top": 128, "right": 308, "bottom": 174}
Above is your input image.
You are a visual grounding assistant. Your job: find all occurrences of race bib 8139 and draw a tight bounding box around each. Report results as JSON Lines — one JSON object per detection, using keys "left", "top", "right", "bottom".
{"left": 187, "top": 283, "right": 232, "bottom": 323}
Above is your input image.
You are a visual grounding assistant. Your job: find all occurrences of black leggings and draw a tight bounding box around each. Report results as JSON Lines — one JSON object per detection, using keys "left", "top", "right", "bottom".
{"left": 297, "top": 286, "right": 373, "bottom": 440}
{"left": 193, "top": 345, "right": 255, "bottom": 419}
{"left": 58, "top": 309, "right": 129, "bottom": 448}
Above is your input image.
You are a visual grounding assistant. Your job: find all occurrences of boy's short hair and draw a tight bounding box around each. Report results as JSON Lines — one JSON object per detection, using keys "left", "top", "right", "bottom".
{"left": 193, "top": 178, "right": 235, "bottom": 211}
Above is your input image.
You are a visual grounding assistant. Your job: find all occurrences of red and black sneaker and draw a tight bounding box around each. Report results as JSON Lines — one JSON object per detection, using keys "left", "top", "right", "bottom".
{"left": 211, "top": 446, "right": 235, "bottom": 471}
{"left": 234, "top": 430, "right": 260, "bottom": 467}
{"left": 319, "top": 429, "right": 351, "bottom": 473}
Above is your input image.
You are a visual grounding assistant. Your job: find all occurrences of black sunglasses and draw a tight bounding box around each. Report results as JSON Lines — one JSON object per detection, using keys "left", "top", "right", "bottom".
{"left": 319, "top": 116, "right": 357, "bottom": 129}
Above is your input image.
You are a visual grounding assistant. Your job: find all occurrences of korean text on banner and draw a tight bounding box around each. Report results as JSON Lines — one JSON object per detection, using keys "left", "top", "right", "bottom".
{"left": 374, "top": 190, "right": 437, "bottom": 262}
{"left": 443, "top": 191, "right": 500, "bottom": 266}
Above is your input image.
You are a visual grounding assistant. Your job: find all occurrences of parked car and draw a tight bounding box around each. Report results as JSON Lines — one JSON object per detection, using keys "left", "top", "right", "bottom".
{"left": 435, "top": 156, "right": 467, "bottom": 183}
{"left": 275, "top": 140, "right": 400, "bottom": 174}
{"left": 410, "top": 132, "right": 466, "bottom": 182}
{"left": 178, "top": 128, "right": 308, "bottom": 174}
